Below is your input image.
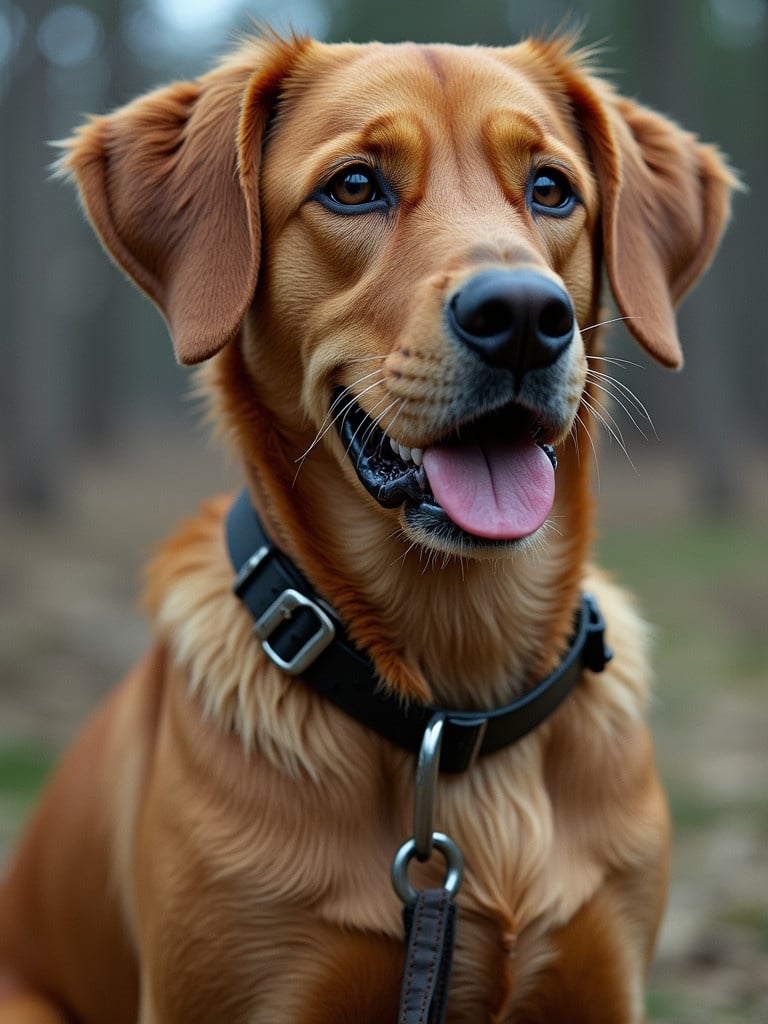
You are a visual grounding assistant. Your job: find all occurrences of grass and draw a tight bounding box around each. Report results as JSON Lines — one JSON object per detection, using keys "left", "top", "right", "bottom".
{"left": 0, "top": 744, "right": 53, "bottom": 797}
{"left": 0, "top": 745, "right": 54, "bottom": 798}
{"left": 598, "top": 517, "right": 767, "bottom": 707}
{"left": 0, "top": 743, "right": 55, "bottom": 852}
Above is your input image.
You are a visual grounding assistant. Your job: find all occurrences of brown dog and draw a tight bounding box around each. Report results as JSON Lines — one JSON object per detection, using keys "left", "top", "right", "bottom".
{"left": 0, "top": 32, "right": 733, "bottom": 1023}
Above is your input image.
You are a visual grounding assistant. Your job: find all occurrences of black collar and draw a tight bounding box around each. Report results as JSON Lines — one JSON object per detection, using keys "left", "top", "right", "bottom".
{"left": 226, "top": 488, "right": 612, "bottom": 773}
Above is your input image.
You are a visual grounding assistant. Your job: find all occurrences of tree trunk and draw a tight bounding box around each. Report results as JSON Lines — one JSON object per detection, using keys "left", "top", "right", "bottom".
{"left": 1, "top": 0, "right": 65, "bottom": 511}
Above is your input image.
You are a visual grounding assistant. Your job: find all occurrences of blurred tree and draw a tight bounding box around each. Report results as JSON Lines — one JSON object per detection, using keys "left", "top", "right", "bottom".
{"left": 0, "top": 0, "right": 65, "bottom": 510}
{"left": 0, "top": 0, "right": 188, "bottom": 511}
{"left": 65, "top": 0, "right": 166, "bottom": 446}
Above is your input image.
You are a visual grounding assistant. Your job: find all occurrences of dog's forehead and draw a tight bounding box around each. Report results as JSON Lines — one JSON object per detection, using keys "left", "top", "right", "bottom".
{"left": 279, "top": 41, "right": 578, "bottom": 147}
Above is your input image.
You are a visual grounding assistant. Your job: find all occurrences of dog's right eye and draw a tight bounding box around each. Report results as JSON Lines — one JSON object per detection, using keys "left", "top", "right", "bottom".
{"left": 529, "top": 166, "right": 578, "bottom": 217}
{"left": 319, "top": 165, "right": 389, "bottom": 212}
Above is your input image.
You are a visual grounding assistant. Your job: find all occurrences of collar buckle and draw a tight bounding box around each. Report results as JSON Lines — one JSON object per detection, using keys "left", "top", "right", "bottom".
{"left": 254, "top": 588, "right": 336, "bottom": 676}
{"left": 233, "top": 542, "right": 336, "bottom": 676}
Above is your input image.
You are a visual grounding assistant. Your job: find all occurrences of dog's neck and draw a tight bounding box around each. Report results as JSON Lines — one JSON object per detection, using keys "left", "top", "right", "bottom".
{"left": 208, "top": 344, "right": 594, "bottom": 710}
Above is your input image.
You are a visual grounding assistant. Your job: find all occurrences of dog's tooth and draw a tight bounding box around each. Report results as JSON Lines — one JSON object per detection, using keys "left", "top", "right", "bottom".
{"left": 398, "top": 444, "right": 411, "bottom": 463}
{"left": 539, "top": 444, "right": 558, "bottom": 470}
{"left": 411, "top": 448, "right": 423, "bottom": 467}
{"left": 390, "top": 437, "right": 400, "bottom": 455}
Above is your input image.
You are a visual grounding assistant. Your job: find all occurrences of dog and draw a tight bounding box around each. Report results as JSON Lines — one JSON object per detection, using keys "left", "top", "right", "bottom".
{"left": 0, "top": 31, "right": 734, "bottom": 1023}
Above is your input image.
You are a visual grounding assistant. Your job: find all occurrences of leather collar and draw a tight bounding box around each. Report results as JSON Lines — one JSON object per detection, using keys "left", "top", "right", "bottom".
{"left": 226, "top": 488, "right": 612, "bottom": 773}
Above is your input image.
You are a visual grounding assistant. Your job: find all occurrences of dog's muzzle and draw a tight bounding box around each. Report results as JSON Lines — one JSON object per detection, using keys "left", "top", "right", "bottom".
{"left": 334, "top": 269, "right": 575, "bottom": 546}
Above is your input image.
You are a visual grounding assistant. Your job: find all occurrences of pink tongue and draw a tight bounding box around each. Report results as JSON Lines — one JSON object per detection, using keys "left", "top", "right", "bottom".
{"left": 422, "top": 440, "right": 555, "bottom": 540}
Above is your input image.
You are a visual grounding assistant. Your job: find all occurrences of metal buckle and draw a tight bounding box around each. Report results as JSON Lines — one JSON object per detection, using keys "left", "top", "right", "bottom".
{"left": 253, "top": 588, "right": 336, "bottom": 676}
{"left": 232, "top": 545, "right": 272, "bottom": 596}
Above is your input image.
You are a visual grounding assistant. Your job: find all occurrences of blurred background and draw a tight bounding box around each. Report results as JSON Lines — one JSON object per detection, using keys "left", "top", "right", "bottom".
{"left": 0, "top": 0, "right": 765, "bottom": 1020}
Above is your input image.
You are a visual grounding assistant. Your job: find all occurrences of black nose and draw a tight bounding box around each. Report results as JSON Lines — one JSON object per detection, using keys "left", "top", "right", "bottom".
{"left": 448, "top": 269, "right": 575, "bottom": 374}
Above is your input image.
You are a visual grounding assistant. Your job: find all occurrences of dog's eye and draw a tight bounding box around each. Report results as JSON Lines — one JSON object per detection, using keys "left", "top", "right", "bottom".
{"left": 325, "top": 166, "right": 382, "bottom": 207}
{"left": 530, "top": 168, "right": 576, "bottom": 214}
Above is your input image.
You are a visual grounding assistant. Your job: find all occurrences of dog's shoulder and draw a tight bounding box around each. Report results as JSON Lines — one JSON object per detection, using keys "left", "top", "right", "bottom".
{"left": 143, "top": 494, "right": 252, "bottom": 726}
{"left": 144, "top": 494, "right": 232, "bottom": 607}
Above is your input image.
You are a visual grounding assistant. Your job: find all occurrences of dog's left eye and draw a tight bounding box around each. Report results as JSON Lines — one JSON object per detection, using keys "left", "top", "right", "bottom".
{"left": 530, "top": 168, "right": 577, "bottom": 215}
{"left": 323, "top": 166, "right": 384, "bottom": 209}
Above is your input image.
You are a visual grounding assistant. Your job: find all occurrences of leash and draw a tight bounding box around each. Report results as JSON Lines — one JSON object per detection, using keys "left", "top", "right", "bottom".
{"left": 399, "top": 888, "right": 457, "bottom": 1024}
{"left": 225, "top": 487, "right": 612, "bottom": 1018}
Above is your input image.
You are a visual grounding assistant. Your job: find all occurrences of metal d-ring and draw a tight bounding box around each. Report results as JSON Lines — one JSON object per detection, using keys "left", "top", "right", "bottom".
{"left": 391, "top": 832, "right": 464, "bottom": 905}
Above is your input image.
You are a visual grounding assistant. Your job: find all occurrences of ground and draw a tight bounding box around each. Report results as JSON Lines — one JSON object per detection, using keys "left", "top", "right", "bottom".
{"left": 1, "top": 422, "right": 766, "bottom": 1022}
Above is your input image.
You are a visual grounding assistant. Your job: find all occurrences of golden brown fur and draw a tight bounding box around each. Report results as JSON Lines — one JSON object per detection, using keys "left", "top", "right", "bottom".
{"left": 0, "top": 32, "right": 733, "bottom": 1022}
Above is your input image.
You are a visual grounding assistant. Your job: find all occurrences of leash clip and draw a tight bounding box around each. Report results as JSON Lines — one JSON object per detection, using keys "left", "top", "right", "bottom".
{"left": 393, "top": 715, "right": 463, "bottom": 1023}
{"left": 391, "top": 714, "right": 464, "bottom": 904}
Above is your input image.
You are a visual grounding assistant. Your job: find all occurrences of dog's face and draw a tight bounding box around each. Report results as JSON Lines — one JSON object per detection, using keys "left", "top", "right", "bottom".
{"left": 256, "top": 44, "right": 598, "bottom": 552}
{"left": 63, "top": 35, "right": 734, "bottom": 558}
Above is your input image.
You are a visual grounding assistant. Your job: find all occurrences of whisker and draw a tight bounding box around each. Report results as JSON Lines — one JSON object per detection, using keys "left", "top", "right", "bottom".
{"left": 393, "top": 539, "right": 418, "bottom": 568}
{"left": 586, "top": 354, "right": 644, "bottom": 370}
{"left": 526, "top": 518, "right": 564, "bottom": 566}
{"left": 317, "top": 368, "right": 385, "bottom": 435}
{"left": 580, "top": 315, "right": 640, "bottom": 335}
{"left": 313, "top": 370, "right": 385, "bottom": 446}
{"left": 574, "top": 410, "right": 600, "bottom": 489}
{"left": 340, "top": 381, "right": 390, "bottom": 461}
{"left": 369, "top": 399, "right": 407, "bottom": 463}
{"left": 375, "top": 399, "right": 408, "bottom": 449}
{"left": 356, "top": 396, "right": 399, "bottom": 465}
{"left": 587, "top": 368, "right": 657, "bottom": 439}
{"left": 586, "top": 374, "right": 651, "bottom": 441}
{"left": 583, "top": 393, "right": 627, "bottom": 449}
{"left": 292, "top": 376, "right": 387, "bottom": 487}
{"left": 587, "top": 368, "right": 650, "bottom": 415}
{"left": 345, "top": 354, "right": 388, "bottom": 366}
{"left": 582, "top": 395, "right": 639, "bottom": 475}
{"left": 296, "top": 371, "right": 385, "bottom": 464}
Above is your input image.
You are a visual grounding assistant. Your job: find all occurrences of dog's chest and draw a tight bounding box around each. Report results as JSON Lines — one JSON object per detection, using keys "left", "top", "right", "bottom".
{"left": 146, "top": 682, "right": 599, "bottom": 1015}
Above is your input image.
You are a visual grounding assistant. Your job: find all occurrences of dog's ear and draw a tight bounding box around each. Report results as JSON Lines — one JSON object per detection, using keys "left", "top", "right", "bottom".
{"left": 60, "top": 36, "right": 308, "bottom": 365}
{"left": 572, "top": 79, "right": 737, "bottom": 369}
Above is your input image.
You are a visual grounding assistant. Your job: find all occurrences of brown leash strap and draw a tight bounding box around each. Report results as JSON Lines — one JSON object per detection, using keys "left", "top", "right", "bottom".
{"left": 399, "top": 888, "right": 457, "bottom": 1024}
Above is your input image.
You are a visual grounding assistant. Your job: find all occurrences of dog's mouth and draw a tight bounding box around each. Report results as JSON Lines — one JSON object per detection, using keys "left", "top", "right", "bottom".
{"left": 336, "top": 391, "right": 558, "bottom": 543}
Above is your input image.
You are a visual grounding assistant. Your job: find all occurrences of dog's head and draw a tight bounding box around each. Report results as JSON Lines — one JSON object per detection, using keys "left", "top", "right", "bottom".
{"left": 63, "top": 34, "right": 734, "bottom": 556}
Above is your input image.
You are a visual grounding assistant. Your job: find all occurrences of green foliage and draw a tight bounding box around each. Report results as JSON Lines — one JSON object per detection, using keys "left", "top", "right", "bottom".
{"left": 0, "top": 743, "right": 53, "bottom": 800}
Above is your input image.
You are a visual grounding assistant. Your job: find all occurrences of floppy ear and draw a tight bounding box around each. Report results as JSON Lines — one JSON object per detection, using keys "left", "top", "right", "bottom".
{"left": 576, "top": 84, "right": 736, "bottom": 368}
{"left": 61, "top": 36, "right": 308, "bottom": 365}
